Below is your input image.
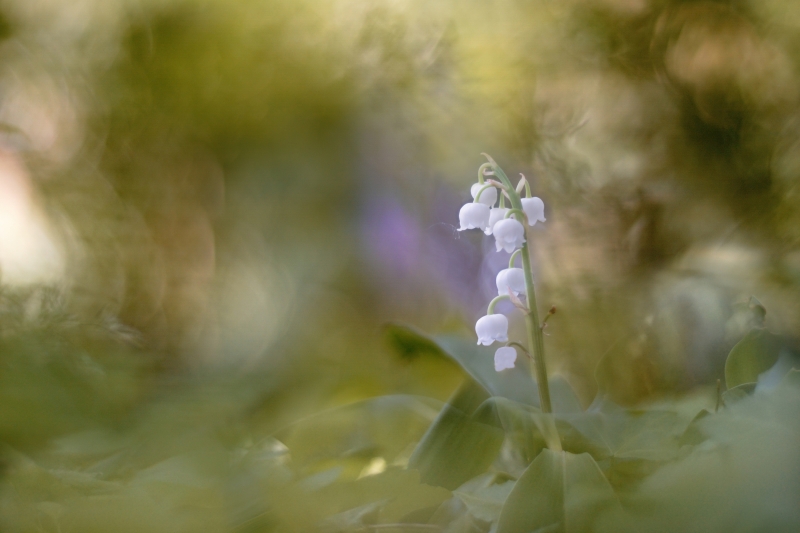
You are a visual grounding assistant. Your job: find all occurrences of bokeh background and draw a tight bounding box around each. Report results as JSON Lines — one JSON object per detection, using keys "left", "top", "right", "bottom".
{"left": 1, "top": 0, "right": 800, "bottom": 531}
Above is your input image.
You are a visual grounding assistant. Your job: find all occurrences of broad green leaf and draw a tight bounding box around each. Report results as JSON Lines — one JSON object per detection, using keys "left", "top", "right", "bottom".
{"left": 454, "top": 480, "right": 515, "bottom": 523}
{"left": 409, "top": 380, "right": 504, "bottom": 489}
{"left": 562, "top": 401, "right": 684, "bottom": 461}
{"left": 0, "top": 332, "right": 148, "bottom": 449}
{"left": 475, "top": 397, "right": 553, "bottom": 469}
{"left": 434, "top": 335, "right": 540, "bottom": 406}
{"left": 318, "top": 500, "right": 384, "bottom": 532}
{"left": 275, "top": 395, "right": 441, "bottom": 475}
{"left": 780, "top": 368, "right": 800, "bottom": 389}
{"left": 387, "top": 324, "right": 585, "bottom": 413}
{"left": 384, "top": 324, "right": 539, "bottom": 406}
{"left": 678, "top": 409, "right": 711, "bottom": 447}
{"left": 725, "top": 328, "right": 782, "bottom": 389}
{"left": 603, "top": 385, "right": 800, "bottom": 532}
{"left": 318, "top": 469, "right": 450, "bottom": 524}
{"left": 497, "top": 449, "right": 619, "bottom": 533}
{"left": 757, "top": 353, "right": 798, "bottom": 390}
{"left": 549, "top": 375, "right": 584, "bottom": 414}
{"left": 477, "top": 396, "right": 617, "bottom": 468}
{"left": 384, "top": 323, "right": 448, "bottom": 361}
{"left": 269, "top": 468, "right": 451, "bottom": 532}
{"left": 721, "top": 383, "right": 757, "bottom": 406}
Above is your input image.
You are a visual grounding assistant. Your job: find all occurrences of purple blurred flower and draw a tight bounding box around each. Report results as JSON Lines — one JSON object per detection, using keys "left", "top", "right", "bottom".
{"left": 360, "top": 196, "right": 422, "bottom": 278}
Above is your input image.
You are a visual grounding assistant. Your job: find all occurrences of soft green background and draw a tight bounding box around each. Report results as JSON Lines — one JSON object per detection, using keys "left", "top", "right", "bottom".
{"left": 0, "top": 0, "right": 799, "bottom": 531}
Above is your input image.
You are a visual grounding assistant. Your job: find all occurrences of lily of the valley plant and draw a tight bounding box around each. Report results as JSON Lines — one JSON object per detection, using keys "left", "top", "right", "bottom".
{"left": 458, "top": 154, "right": 553, "bottom": 413}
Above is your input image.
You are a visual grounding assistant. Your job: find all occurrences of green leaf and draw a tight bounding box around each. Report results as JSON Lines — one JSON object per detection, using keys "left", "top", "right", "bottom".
{"left": 496, "top": 450, "right": 619, "bottom": 533}
{"left": 454, "top": 480, "right": 515, "bottom": 523}
{"left": 549, "top": 375, "right": 585, "bottom": 414}
{"left": 476, "top": 397, "right": 552, "bottom": 468}
{"left": 678, "top": 409, "right": 711, "bottom": 447}
{"left": 384, "top": 324, "right": 539, "bottom": 407}
{"left": 608, "top": 385, "right": 800, "bottom": 532}
{"left": 562, "top": 401, "right": 684, "bottom": 461}
{"left": 318, "top": 500, "right": 384, "bottom": 532}
{"left": 434, "top": 335, "right": 540, "bottom": 406}
{"left": 384, "top": 323, "right": 447, "bottom": 361}
{"left": 270, "top": 468, "right": 451, "bottom": 531}
{"left": 275, "top": 395, "right": 441, "bottom": 474}
{"left": 385, "top": 325, "right": 586, "bottom": 413}
{"left": 725, "top": 328, "right": 783, "bottom": 389}
{"left": 780, "top": 368, "right": 800, "bottom": 389}
{"left": 409, "top": 380, "right": 505, "bottom": 489}
{"left": 721, "top": 382, "right": 757, "bottom": 406}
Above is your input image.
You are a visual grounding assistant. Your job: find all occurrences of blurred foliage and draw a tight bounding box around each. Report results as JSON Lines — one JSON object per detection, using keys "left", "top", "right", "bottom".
{"left": 0, "top": 0, "right": 799, "bottom": 531}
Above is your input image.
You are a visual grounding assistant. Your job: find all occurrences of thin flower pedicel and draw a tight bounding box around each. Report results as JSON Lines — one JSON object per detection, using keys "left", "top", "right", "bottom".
{"left": 470, "top": 182, "right": 498, "bottom": 206}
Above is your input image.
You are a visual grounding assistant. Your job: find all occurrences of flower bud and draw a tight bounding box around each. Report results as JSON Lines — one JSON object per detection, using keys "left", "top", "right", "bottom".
{"left": 475, "top": 314, "right": 508, "bottom": 345}
{"left": 458, "top": 202, "right": 490, "bottom": 232}
{"left": 494, "top": 346, "right": 517, "bottom": 371}
{"left": 470, "top": 182, "right": 497, "bottom": 206}
{"left": 484, "top": 207, "right": 509, "bottom": 235}
{"left": 496, "top": 268, "right": 526, "bottom": 297}
{"left": 492, "top": 218, "right": 525, "bottom": 253}
{"left": 521, "top": 197, "right": 546, "bottom": 226}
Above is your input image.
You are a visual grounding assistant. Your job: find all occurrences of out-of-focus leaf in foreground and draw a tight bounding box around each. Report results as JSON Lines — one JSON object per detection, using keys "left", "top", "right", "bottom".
{"left": 454, "top": 479, "right": 515, "bottom": 524}
{"left": 275, "top": 394, "right": 441, "bottom": 477}
{"left": 725, "top": 328, "right": 783, "bottom": 389}
{"left": 497, "top": 449, "right": 620, "bottom": 533}
{"left": 408, "top": 380, "right": 504, "bottom": 490}
{"left": 385, "top": 324, "right": 539, "bottom": 406}
{"left": 0, "top": 325, "right": 150, "bottom": 450}
{"left": 599, "top": 383, "right": 800, "bottom": 533}
{"left": 562, "top": 400, "right": 687, "bottom": 462}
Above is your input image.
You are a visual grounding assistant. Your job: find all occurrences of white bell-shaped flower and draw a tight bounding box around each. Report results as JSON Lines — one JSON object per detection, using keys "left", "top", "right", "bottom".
{"left": 494, "top": 346, "right": 517, "bottom": 371}
{"left": 484, "top": 207, "right": 509, "bottom": 235}
{"left": 492, "top": 218, "right": 525, "bottom": 253}
{"left": 521, "top": 197, "right": 546, "bottom": 226}
{"left": 496, "top": 268, "right": 526, "bottom": 297}
{"left": 458, "top": 202, "right": 490, "bottom": 232}
{"left": 475, "top": 314, "right": 508, "bottom": 345}
{"left": 470, "top": 182, "right": 497, "bottom": 206}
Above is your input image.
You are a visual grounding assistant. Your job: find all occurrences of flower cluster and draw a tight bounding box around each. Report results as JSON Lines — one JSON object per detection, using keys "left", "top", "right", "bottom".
{"left": 458, "top": 162, "right": 546, "bottom": 372}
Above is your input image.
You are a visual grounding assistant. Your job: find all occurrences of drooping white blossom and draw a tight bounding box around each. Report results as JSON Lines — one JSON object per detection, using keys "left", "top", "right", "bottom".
{"left": 521, "top": 197, "right": 546, "bottom": 226}
{"left": 494, "top": 346, "right": 517, "bottom": 371}
{"left": 496, "top": 268, "right": 526, "bottom": 297}
{"left": 458, "top": 202, "right": 490, "bottom": 232}
{"left": 484, "top": 207, "right": 509, "bottom": 235}
{"left": 475, "top": 314, "right": 508, "bottom": 345}
{"left": 470, "top": 182, "right": 497, "bottom": 206}
{"left": 492, "top": 218, "right": 525, "bottom": 253}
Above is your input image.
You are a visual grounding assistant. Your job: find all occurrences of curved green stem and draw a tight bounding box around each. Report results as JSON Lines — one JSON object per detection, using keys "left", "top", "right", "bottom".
{"left": 478, "top": 162, "right": 493, "bottom": 184}
{"left": 523, "top": 177, "right": 531, "bottom": 198}
{"left": 473, "top": 183, "right": 496, "bottom": 203}
{"left": 504, "top": 208, "right": 526, "bottom": 221}
{"left": 506, "top": 341, "right": 531, "bottom": 358}
{"left": 487, "top": 294, "right": 510, "bottom": 315}
{"left": 482, "top": 154, "right": 553, "bottom": 415}
{"left": 509, "top": 249, "right": 522, "bottom": 269}
{"left": 500, "top": 192, "right": 506, "bottom": 208}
